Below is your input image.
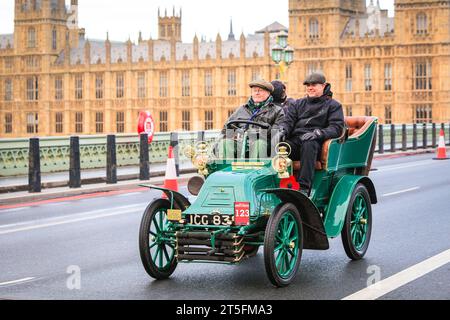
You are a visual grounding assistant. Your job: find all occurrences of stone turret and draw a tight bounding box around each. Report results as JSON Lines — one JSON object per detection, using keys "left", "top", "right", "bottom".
{"left": 240, "top": 32, "right": 246, "bottom": 59}
{"left": 193, "top": 34, "right": 199, "bottom": 60}
{"left": 13, "top": 0, "right": 69, "bottom": 54}
{"left": 216, "top": 33, "right": 222, "bottom": 59}
{"left": 105, "top": 32, "right": 111, "bottom": 64}
{"left": 126, "top": 37, "right": 133, "bottom": 63}
{"left": 158, "top": 7, "right": 182, "bottom": 42}
{"left": 84, "top": 38, "right": 90, "bottom": 64}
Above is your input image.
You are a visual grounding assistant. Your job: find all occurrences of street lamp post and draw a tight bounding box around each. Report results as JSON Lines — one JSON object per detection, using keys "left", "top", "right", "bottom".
{"left": 271, "top": 30, "right": 294, "bottom": 82}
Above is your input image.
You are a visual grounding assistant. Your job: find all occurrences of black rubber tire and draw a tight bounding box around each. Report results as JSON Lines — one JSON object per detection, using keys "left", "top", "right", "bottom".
{"left": 341, "top": 183, "right": 373, "bottom": 261}
{"left": 139, "top": 199, "right": 178, "bottom": 280}
{"left": 264, "top": 203, "right": 303, "bottom": 288}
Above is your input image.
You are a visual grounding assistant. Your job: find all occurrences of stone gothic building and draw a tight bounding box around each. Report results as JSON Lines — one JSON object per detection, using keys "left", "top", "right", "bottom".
{"left": 0, "top": 0, "right": 449, "bottom": 137}
{"left": 287, "top": 0, "right": 449, "bottom": 125}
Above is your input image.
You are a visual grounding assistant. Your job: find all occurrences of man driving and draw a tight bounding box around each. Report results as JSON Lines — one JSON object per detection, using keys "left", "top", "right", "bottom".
{"left": 218, "top": 79, "right": 285, "bottom": 159}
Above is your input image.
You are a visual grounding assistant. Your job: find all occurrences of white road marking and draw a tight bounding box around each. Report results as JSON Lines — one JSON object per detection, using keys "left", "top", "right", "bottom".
{"left": 382, "top": 187, "right": 420, "bottom": 197}
{"left": 0, "top": 209, "right": 142, "bottom": 235}
{"left": 0, "top": 203, "right": 147, "bottom": 235}
{"left": 116, "top": 192, "right": 142, "bottom": 197}
{"left": 0, "top": 277, "right": 35, "bottom": 287}
{"left": 45, "top": 202, "right": 69, "bottom": 206}
{"left": 0, "top": 207, "right": 31, "bottom": 213}
{"left": 342, "top": 249, "right": 450, "bottom": 300}
{"left": 373, "top": 159, "right": 447, "bottom": 173}
{"left": 0, "top": 203, "right": 148, "bottom": 229}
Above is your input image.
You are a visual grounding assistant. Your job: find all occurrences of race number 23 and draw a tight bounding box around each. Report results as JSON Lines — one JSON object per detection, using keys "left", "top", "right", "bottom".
{"left": 234, "top": 202, "right": 250, "bottom": 226}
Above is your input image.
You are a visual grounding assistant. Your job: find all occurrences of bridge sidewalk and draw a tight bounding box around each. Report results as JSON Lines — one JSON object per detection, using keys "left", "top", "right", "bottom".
{"left": 0, "top": 171, "right": 198, "bottom": 207}
{"left": 0, "top": 162, "right": 194, "bottom": 191}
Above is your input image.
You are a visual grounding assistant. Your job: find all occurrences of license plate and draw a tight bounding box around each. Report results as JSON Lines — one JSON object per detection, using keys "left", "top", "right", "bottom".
{"left": 234, "top": 202, "right": 250, "bottom": 226}
{"left": 186, "top": 214, "right": 234, "bottom": 226}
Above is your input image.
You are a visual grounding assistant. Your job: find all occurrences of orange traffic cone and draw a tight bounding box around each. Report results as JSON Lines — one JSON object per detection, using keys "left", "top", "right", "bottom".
{"left": 434, "top": 129, "right": 449, "bottom": 160}
{"left": 163, "top": 146, "right": 179, "bottom": 195}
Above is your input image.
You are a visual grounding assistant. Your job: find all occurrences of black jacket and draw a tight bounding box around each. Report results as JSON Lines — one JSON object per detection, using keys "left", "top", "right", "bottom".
{"left": 274, "top": 97, "right": 296, "bottom": 112}
{"left": 281, "top": 90, "right": 344, "bottom": 142}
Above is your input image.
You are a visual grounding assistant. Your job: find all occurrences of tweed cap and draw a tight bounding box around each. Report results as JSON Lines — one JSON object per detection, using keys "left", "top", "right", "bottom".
{"left": 303, "top": 72, "right": 326, "bottom": 85}
{"left": 249, "top": 79, "right": 274, "bottom": 93}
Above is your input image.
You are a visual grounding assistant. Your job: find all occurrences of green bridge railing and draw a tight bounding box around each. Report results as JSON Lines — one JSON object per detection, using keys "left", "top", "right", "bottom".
{"left": 0, "top": 123, "right": 449, "bottom": 178}
{"left": 0, "top": 131, "right": 221, "bottom": 177}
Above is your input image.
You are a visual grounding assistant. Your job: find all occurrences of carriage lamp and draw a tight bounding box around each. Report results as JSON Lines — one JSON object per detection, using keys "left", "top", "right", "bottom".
{"left": 271, "top": 145, "right": 292, "bottom": 179}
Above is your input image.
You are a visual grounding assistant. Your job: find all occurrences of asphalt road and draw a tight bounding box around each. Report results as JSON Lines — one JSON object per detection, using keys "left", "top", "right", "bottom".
{"left": 0, "top": 153, "right": 449, "bottom": 300}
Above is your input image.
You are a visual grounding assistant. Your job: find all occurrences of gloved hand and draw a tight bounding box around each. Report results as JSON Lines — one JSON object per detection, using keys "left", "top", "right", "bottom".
{"left": 278, "top": 128, "right": 287, "bottom": 142}
{"left": 270, "top": 128, "right": 286, "bottom": 143}
{"left": 270, "top": 128, "right": 287, "bottom": 157}
{"left": 301, "top": 129, "right": 324, "bottom": 142}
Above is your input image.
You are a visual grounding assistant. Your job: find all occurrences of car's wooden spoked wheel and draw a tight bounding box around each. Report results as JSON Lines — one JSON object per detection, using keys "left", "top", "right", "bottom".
{"left": 264, "top": 203, "right": 303, "bottom": 287}
{"left": 342, "top": 184, "right": 372, "bottom": 260}
{"left": 139, "top": 199, "right": 177, "bottom": 280}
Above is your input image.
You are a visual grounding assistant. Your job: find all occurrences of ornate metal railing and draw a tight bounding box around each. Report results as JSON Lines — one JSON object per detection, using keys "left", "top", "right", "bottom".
{"left": 0, "top": 123, "right": 449, "bottom": 178}
{"left": 0, "top": 131, "right": 221, "bottom": 177}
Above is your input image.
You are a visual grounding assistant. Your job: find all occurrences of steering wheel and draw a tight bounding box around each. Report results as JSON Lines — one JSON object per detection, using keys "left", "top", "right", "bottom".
{"left": 226, "top": 120, "right": 271, "bottom": 131}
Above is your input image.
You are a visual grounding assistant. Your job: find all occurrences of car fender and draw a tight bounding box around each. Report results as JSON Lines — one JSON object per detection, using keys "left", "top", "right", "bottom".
{"left": 140, "top": 185, "right": 191, "bottom": 211}
{"left": 324, "top": 175, "right": 377, "bottom": 238}
{"left": 262, "top": 189, "right": 329, "bottom": 250}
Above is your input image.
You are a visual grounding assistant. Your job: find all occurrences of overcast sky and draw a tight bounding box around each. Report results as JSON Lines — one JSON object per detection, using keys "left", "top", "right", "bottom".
{"left": 0, "top": 0, "right": 394, "bottom": 43}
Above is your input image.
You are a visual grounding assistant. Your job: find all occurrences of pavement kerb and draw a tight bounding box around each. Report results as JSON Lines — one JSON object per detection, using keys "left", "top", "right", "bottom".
{"left": 0, "top": 173, "right": 198, "bottom": 206}
{"left": 0, "top": 168, "right": 197, "bottom": 193}
{"left": 373, "top": 148, "right": 437, "bottom": 159}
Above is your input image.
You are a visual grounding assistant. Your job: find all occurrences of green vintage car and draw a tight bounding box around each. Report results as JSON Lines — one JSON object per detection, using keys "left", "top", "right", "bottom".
{"left": 138, "top": 116, "right": 378, "bottom": 287}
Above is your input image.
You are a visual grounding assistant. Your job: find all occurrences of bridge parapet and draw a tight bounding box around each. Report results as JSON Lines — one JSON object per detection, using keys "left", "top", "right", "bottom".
{"left": 0, "top": 131, "right": 221, "bottom": 177}
{"left": 1, "top": 123, "right": 449, "bottom": 178}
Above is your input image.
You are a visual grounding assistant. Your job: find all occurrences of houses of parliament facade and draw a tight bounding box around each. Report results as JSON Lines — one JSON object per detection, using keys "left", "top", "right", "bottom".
{"left": 0, "top": 0, "right": 449, "bottom": 137}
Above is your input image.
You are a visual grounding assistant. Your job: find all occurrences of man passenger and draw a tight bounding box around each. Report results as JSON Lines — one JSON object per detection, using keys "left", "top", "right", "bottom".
{"left": 280, "top": 73, "right": 345, "bottom": 194}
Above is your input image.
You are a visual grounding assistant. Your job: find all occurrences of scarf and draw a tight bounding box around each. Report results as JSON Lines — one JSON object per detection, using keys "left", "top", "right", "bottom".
{"left": 247, "top": 96, "right": 274, "bottom": 113}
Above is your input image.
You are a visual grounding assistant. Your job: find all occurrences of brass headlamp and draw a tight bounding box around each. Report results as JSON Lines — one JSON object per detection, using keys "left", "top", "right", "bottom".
{"left": 183, "top": 141, "right": 210, "bottom": 176}
{"left": 271, "top": 143, "right": 292, "bottom": 179}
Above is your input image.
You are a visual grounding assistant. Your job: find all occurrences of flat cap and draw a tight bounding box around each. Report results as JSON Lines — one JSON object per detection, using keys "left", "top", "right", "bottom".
{"left": 303, "top": 72, "right": 326, "bottom": 85}
{"left": 249, "top": 79, "right": 274, "bottom": 93}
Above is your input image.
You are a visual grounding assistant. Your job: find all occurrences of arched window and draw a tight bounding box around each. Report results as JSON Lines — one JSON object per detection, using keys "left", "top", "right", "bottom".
{"left": 28, "top": 27, "right": 36, "bottom": 48}
{"left": 52, "top": 28, "right": 57, "bottom": 50}
{"left": 309, "top": 18, "right": 319, "bottom": 39}
{"left": 416, "top": 13, "right": 427, "bottom": 34}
